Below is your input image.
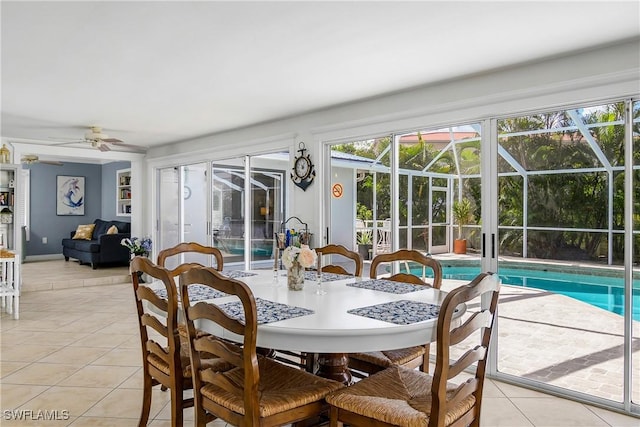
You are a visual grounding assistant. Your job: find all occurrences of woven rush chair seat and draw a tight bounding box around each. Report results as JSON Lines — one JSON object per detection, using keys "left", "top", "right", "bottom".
{"left": 327, "top": 272, "right": 501, "bottom": 427}
{"left": 180, "top": 267, "right": 345, "bottom": 426}
{"left": 327, "top": 365, "right": 475, "bottom": 427}
{"left": 349, "top": 345, "right": 426, "bottom": 370}
{"left": 349, "top": 249, "right": 442, "bottom": 376}
{"left": 147, "top": 350, "right": 231, "bottom": 378}
{"left": 200, "top": 356, "right": 342, "bottom": 417}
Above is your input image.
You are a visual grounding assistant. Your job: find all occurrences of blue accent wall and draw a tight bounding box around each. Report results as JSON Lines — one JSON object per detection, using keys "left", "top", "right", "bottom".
{"left": 24, "top": 160, "right": 130, "bottom": 256}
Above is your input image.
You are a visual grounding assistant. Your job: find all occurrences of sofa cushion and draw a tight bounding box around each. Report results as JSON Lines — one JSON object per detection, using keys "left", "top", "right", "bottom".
{"left": 92, "top": 219, "right": 111, "bottom": 239}
{"left": 92, "top": 219, "right": 131, "bottom": 239}
{"left": 72, "top": 240, "right": 101, "bottom": 253}
{"left": 111, "top": 220, "right": 131, "bottom": 234}
{"left": 73, "top": 224, "right": 95, "bottom": 240}
{"left": 61, "top": 238, "right": 76, "bottom": 249}
{"left": 107, "top": 225, "right": 118, "bottom": 234}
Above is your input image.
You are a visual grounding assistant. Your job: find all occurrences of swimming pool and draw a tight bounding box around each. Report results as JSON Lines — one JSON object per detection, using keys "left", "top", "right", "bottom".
{"left": 409, "top": 264, "right": 640, "bottom": 321}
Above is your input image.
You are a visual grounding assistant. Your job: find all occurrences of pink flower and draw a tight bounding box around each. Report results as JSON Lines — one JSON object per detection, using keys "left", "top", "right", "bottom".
{"left": 297, "top": 245, "right": 317, "bottom": 268}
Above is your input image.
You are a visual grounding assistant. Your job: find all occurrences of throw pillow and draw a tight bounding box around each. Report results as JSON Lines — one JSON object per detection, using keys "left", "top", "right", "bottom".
{"left": 72, "top": 224, "right": 95, "bottom": 240}
{"left": 106, "top": 225, "right": 118, "bottom": 234}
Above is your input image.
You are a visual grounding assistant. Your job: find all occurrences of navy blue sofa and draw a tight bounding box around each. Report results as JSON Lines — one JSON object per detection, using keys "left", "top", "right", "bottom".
{"left": 62, "top": 219, "right": 131, "bottom": 269}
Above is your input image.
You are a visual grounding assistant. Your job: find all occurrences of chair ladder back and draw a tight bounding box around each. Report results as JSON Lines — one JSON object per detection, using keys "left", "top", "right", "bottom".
{"left": 131, "top": 257, "right": 181, "bottom": 356}
{"left": 321, "top": 264, "right": 350, "bottom": 275}
{"left": 316, "top": 244, "right": 363, "bottom": 277}
{"left": 180, "top": 267, "right": 262, "bottom": 422}
{"left": 387, "top": 272, "right": 427, "bottom": 286}
{"left": 429, "top": 272, "right": 500, "bottom": 427}
{"left": 370, "top": 249, "right": 442, "bottom": 289}
{"left": 130, "top": 256, "right": 191, "bottom": 427}
{"left": 158, "top": 241, "right": 224, "bottom": 274}
{"left": 193, "top": 334, "right": 243, "bottom": 368}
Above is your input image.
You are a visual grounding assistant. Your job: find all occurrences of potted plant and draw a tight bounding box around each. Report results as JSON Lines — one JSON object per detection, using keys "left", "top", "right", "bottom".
{"left": 356, "top": 202, "right": 374, "bottom": 260}
{"left": 357, "top": 230, "right": 373, "bottom": 260}
{"left": 452, "top": 198, "right": 473, "bottom": 254}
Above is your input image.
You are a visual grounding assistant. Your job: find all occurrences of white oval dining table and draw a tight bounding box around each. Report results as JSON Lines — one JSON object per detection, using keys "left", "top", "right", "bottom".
{"left": 151, "top": 269, "right": 465, "bottom": 383}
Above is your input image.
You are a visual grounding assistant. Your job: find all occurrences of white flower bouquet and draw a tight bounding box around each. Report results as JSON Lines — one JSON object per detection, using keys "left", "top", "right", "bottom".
{"left": 282, "top": 244, "right": 317, "bottom": 269}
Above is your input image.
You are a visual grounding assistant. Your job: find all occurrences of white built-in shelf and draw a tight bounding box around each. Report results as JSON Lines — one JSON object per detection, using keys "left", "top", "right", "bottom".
{"left": 116, "top": 168, "right": 131, "bottom": 217}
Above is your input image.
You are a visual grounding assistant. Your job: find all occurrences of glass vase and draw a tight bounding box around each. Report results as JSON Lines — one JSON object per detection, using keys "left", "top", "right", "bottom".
{"left": 287, "top": 260, "right": 305, "bottom": 291}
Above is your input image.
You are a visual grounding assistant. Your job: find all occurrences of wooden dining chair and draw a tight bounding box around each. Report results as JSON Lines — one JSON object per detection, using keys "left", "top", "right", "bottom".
{"left": 130, "top": 256, "right": 230, "bottom": 427}
{"left": 349, "top": 249, "right": 443, "bottom": 377}
{"left": 316, "top": 244, "right": 363, "bottom": 277}
{"left": 157, "top": 242, "right": 225, "bottom": 351}
{"left": 157, "top": 241, "right": 224, "bottom": 275}
{"left": 179, "top": 267, "right": 345, "bottom": 427}
{"left": 327, "top": 272, "right": 501, "bottom": 427}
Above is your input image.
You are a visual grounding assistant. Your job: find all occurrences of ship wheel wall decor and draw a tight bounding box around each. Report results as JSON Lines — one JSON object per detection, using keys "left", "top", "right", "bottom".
{"left": 291, "top": 142, "right": 315, "bottom": 191}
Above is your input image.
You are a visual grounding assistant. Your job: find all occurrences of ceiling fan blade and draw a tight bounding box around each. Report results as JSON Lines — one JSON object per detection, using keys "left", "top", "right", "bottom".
{"left": 111, "top": 142, "right": 146, "bottom": 152}
{"left": 40, "top": 160, "right": 64, "bottom": 166}
{"left": 101, "top": 138, "right": 123, "bottom": 143}
{"left": 48, "top": 137, "right": 85, "bottom": 144}
{"left": 97, "top": 143, "right": 111, "bottom": 152}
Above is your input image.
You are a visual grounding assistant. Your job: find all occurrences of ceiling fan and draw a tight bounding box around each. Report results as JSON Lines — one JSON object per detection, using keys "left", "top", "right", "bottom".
{"left": 51, "top": 126, "right": 145, "bottom": 152}
{"left": 21, "top": 154, "right": 63, "bottom": 166}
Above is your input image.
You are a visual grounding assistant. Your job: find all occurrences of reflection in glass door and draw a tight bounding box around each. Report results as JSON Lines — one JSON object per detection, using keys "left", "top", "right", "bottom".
{"left": 249, "top": 153, "right": 287, "bottom": 269}
{"left": 157, "top": 167, "right": 179, "bottom": 264}
{"left": 157, "top": 163, "right": 209, "bottom": 270}
{"left": 211, "top": 152, "right": 289, "bottom": 270}
{"left": 182, "top": 163, "right": 209, "bottom": 265}
{"left": 211, "top": 158, "right": 247, "bottom": 267}
{"left": 632, "top": 99, "right": 639, "bottom": 407}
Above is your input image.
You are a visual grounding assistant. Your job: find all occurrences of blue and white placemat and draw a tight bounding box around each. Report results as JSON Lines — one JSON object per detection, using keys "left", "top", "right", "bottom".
{"left": 305, "top": 271, "right": 353, "bottom": 282}
{"left": 218, "top": 298, "right": 314, "bottom": 325}
{"left": 154, "top": 284, "right": 227, "bottom": 302}
{"left": 221, "top": 270, "right": 258, "bottom": 279}
{"left": 346, "top": 278, "right": 424, "bottom": 294}
{"left": 279, "top": 271, "right": 353, "bottom": 282}
{"left": 348, "top": 300, "right": 440, "bottom": 325}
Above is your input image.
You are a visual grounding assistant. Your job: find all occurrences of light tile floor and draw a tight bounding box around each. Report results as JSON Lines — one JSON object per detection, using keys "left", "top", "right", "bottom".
{"left": 0, "top": 259, "right": 638, "bottom": 426}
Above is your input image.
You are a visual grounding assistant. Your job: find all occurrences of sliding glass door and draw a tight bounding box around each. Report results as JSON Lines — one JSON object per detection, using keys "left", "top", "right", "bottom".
{"left": 492, "top": 100, "right": 639, "bottom": 411}
{"left": 211, "top": 152, "right": 289, "bottom": 270}
{"left": 324, "top": 102, "right": 639, "bottom": 414}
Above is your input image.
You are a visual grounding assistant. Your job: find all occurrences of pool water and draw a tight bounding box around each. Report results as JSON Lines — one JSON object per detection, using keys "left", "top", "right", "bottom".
{"left": 409, "top": 265, "right": 640, "bottom": 321}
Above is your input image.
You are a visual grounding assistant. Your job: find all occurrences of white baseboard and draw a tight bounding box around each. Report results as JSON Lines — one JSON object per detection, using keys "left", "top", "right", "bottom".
{"left": 25, "top": 254, "right": 65, "bottom": 262}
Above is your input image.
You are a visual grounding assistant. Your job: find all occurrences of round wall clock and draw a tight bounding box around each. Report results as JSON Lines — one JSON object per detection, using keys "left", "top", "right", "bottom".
{"left": 291, "top": 142, "right": 315, "bottom": 191}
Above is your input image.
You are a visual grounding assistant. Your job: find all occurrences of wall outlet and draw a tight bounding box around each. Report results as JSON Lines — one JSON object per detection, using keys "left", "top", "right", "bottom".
{"left": 42, "top": 237, "right": 47, "bottom": 244}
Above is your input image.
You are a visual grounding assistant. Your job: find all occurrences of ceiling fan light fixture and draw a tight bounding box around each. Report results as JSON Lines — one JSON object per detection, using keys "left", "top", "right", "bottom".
{"left": 85, "top": 126, "right": 109, "bottom": 141}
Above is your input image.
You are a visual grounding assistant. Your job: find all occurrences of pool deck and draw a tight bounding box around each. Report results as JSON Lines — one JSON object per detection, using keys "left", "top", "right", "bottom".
{"left": 437, "top": 278, "right": 640, "bottom": 403}
{"left": 429, "top": 252, "right": 640, "bottom": 404}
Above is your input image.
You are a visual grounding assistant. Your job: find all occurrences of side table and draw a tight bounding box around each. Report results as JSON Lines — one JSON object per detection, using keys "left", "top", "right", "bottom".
{"left": 0, "top": 249, "right": 20, "bottom": 319}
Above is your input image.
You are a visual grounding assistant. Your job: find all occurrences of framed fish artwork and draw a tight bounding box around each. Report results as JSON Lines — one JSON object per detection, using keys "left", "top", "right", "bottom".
{"left": 57, "top": 175, "right": 85, "bottom": 216}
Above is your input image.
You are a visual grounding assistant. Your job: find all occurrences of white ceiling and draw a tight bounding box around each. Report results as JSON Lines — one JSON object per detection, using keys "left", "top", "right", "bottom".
{"left": 2, "top": 1, "right": 639, "bottom": 157}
